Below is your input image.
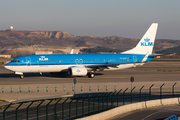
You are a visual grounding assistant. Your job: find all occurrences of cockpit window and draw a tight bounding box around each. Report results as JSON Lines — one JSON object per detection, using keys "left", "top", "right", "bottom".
{"left": 11, "top": 60, "right": 20, "bottom": 63}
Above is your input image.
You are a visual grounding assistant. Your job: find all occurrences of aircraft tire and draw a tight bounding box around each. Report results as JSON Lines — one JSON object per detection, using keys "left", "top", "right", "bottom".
{"left": 88, "top": 73, "right": 95, "bottom": 78}
{"left": 20, "top": 75, "right": 24, "bottom": 79}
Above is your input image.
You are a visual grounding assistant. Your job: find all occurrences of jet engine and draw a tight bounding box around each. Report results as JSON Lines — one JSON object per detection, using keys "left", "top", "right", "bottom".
{"left": 70, "top": 67, "right": 87, "bottom": 76}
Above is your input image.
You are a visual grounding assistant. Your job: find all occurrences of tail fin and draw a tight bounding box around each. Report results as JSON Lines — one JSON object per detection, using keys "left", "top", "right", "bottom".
{"left": 70, "top": 49, "right": 74, "bottom": 54}
{"left": 122, "top": 23, "right": 158, "bottom": 54}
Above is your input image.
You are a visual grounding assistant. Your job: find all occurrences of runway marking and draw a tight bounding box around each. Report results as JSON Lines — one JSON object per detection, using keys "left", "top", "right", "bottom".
{"left": 142, "top": 111, "right": 161, "bottom": 120}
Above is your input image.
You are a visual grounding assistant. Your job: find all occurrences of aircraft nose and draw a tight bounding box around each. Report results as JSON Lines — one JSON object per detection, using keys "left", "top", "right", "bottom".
{"left": 4, "top": 65, "right": 8, "bottom": 69}
{"left": 4, "top": 65, "right": 12, "bottom": 71}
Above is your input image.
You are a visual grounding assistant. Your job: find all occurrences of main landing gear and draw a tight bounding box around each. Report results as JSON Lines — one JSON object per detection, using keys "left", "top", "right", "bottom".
{"left": 88, "top": 73, "right": 95, "bottom": 78}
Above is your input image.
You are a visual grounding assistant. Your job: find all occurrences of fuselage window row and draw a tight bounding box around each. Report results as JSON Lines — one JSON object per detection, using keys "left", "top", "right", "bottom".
{"left": 40, "top": 60, "right": 63, "bottom": 63}
{"left": 38, "top": 58, "right": 129, "bottom": 64}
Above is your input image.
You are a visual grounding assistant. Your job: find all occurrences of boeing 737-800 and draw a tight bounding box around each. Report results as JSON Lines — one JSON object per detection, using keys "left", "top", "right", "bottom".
{"left": 4, "top": 23, "right": 158, "bottom": 78}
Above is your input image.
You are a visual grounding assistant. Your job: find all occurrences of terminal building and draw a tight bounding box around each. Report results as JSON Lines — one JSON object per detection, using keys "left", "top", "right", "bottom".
{"left": 35, "top": 51, "right": 53, "bottom": 55}
{"left": 0, "top": 55, "right": 11, "bottom": 58}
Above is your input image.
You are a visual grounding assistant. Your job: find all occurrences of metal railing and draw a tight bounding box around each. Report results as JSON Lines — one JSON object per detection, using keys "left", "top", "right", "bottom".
{"left": 0, "top": 82, "right": 179, "bottom": 120}
{"left": 1, "top": 85, "right": 118, "bottom": 93}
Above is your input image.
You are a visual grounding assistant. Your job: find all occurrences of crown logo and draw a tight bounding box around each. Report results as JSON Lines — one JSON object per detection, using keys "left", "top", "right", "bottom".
{"left": 144, "top": 38, "right": 150, "bottom": 42}
{"left": 76, "top": 69, "right": 81, "bottom": 72}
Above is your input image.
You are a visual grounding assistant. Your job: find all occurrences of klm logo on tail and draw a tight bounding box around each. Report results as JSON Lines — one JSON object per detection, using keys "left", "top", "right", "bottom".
{"left": 141, "top": 38, "right": 153, "bottom": 46}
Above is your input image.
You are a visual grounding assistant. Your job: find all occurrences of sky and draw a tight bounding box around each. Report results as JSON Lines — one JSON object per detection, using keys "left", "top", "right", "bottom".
{"left": 0, "top": 0, "right": 180, "bottom": 39}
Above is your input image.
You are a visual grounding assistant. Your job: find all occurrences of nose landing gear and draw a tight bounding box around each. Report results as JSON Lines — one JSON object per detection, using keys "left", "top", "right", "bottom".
{"left": 15, "top": 72, "right": 24, "bottom": 79}
{"left": 20, "top": 75, "right": 24, "bottom": 79}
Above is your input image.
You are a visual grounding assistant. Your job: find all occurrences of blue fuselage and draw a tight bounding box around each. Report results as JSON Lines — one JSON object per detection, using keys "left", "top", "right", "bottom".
{"left": 5, "top": 53, "right": 153, "bottom": 66}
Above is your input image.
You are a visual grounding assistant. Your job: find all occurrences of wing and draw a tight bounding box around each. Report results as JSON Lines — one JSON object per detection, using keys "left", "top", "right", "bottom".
{"left": 85, "top": 63, "right": 126, "bottom": 71}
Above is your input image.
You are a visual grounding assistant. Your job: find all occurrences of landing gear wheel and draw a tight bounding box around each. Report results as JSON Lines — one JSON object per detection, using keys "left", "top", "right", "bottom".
{"left": 88, "top": 73, "right": 95, "bottom": 78}
{"left": 20, "top": 75, "right": 24, "bottom": 79}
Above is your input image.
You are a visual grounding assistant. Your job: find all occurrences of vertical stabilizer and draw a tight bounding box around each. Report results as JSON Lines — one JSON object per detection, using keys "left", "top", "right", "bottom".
{"left": 122, "top": 23, "right": 158, "bottom": 54}
{"left": 70, "top": 49, "right": 74, "bottom": 54}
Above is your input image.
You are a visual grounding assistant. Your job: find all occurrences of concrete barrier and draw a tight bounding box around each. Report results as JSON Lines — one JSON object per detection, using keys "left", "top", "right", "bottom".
{"left": 76, "top": 97, "right": 180, "bottom": 120}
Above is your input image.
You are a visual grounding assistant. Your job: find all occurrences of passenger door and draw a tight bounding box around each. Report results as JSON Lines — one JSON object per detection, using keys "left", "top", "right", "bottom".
{"left": 133, "top": 56, "right": 137, "bottom": 63}
{"left": 26, "top": 57, "right": 31, "bottom": 66}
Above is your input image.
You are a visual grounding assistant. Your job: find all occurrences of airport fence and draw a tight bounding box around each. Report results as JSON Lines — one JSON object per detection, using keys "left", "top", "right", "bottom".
{"left": 0, "top": 83, "right": 177, "bottom": 94}
{"left": 0, "top": 85, "right": 118, "bottom": 93}
{"left": 0, "top": 82, "right": 179, "bottom": 120}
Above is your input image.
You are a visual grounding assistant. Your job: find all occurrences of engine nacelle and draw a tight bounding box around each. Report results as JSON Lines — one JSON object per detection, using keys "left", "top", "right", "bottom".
{"left": 70, "top": 67, "right": 87, "bottom": 76}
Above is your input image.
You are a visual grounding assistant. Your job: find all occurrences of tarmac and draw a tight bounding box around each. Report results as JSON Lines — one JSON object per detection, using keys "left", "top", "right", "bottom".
{"left": 0, "top": 61, "right": 180, "bottom": 101}
{"left": 110, "top": 104, "right": 180, "bottom": 120}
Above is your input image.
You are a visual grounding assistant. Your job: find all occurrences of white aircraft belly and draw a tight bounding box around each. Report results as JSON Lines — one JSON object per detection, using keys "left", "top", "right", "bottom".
{"left": 5, "top": 63, "right": 143, "bottom": 73}
{"left": 6, "top": 65, "right": 70, "bottom": 73}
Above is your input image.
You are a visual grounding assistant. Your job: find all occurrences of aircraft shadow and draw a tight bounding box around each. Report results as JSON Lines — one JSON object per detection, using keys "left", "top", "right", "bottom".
{"left": 0, "top": 73, "right": 104, "bottom": 78}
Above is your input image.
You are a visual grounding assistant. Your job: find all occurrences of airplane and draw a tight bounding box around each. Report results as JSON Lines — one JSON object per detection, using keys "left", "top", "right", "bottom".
{"left": 4, "top": 23, "right": 158, "bottom": 79}
{"left": 70, "top": 49, "right": 74, "bottom": 54}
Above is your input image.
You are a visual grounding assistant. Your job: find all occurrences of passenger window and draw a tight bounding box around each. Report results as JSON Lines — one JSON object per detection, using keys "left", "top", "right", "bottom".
{"left": 11, "top": 60, "right": 20, "bottom": 63}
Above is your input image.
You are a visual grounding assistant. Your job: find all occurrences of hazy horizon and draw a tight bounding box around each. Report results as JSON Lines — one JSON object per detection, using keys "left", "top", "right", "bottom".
{"left": 1, "top": 0, "right": 180, "bottom": 40}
